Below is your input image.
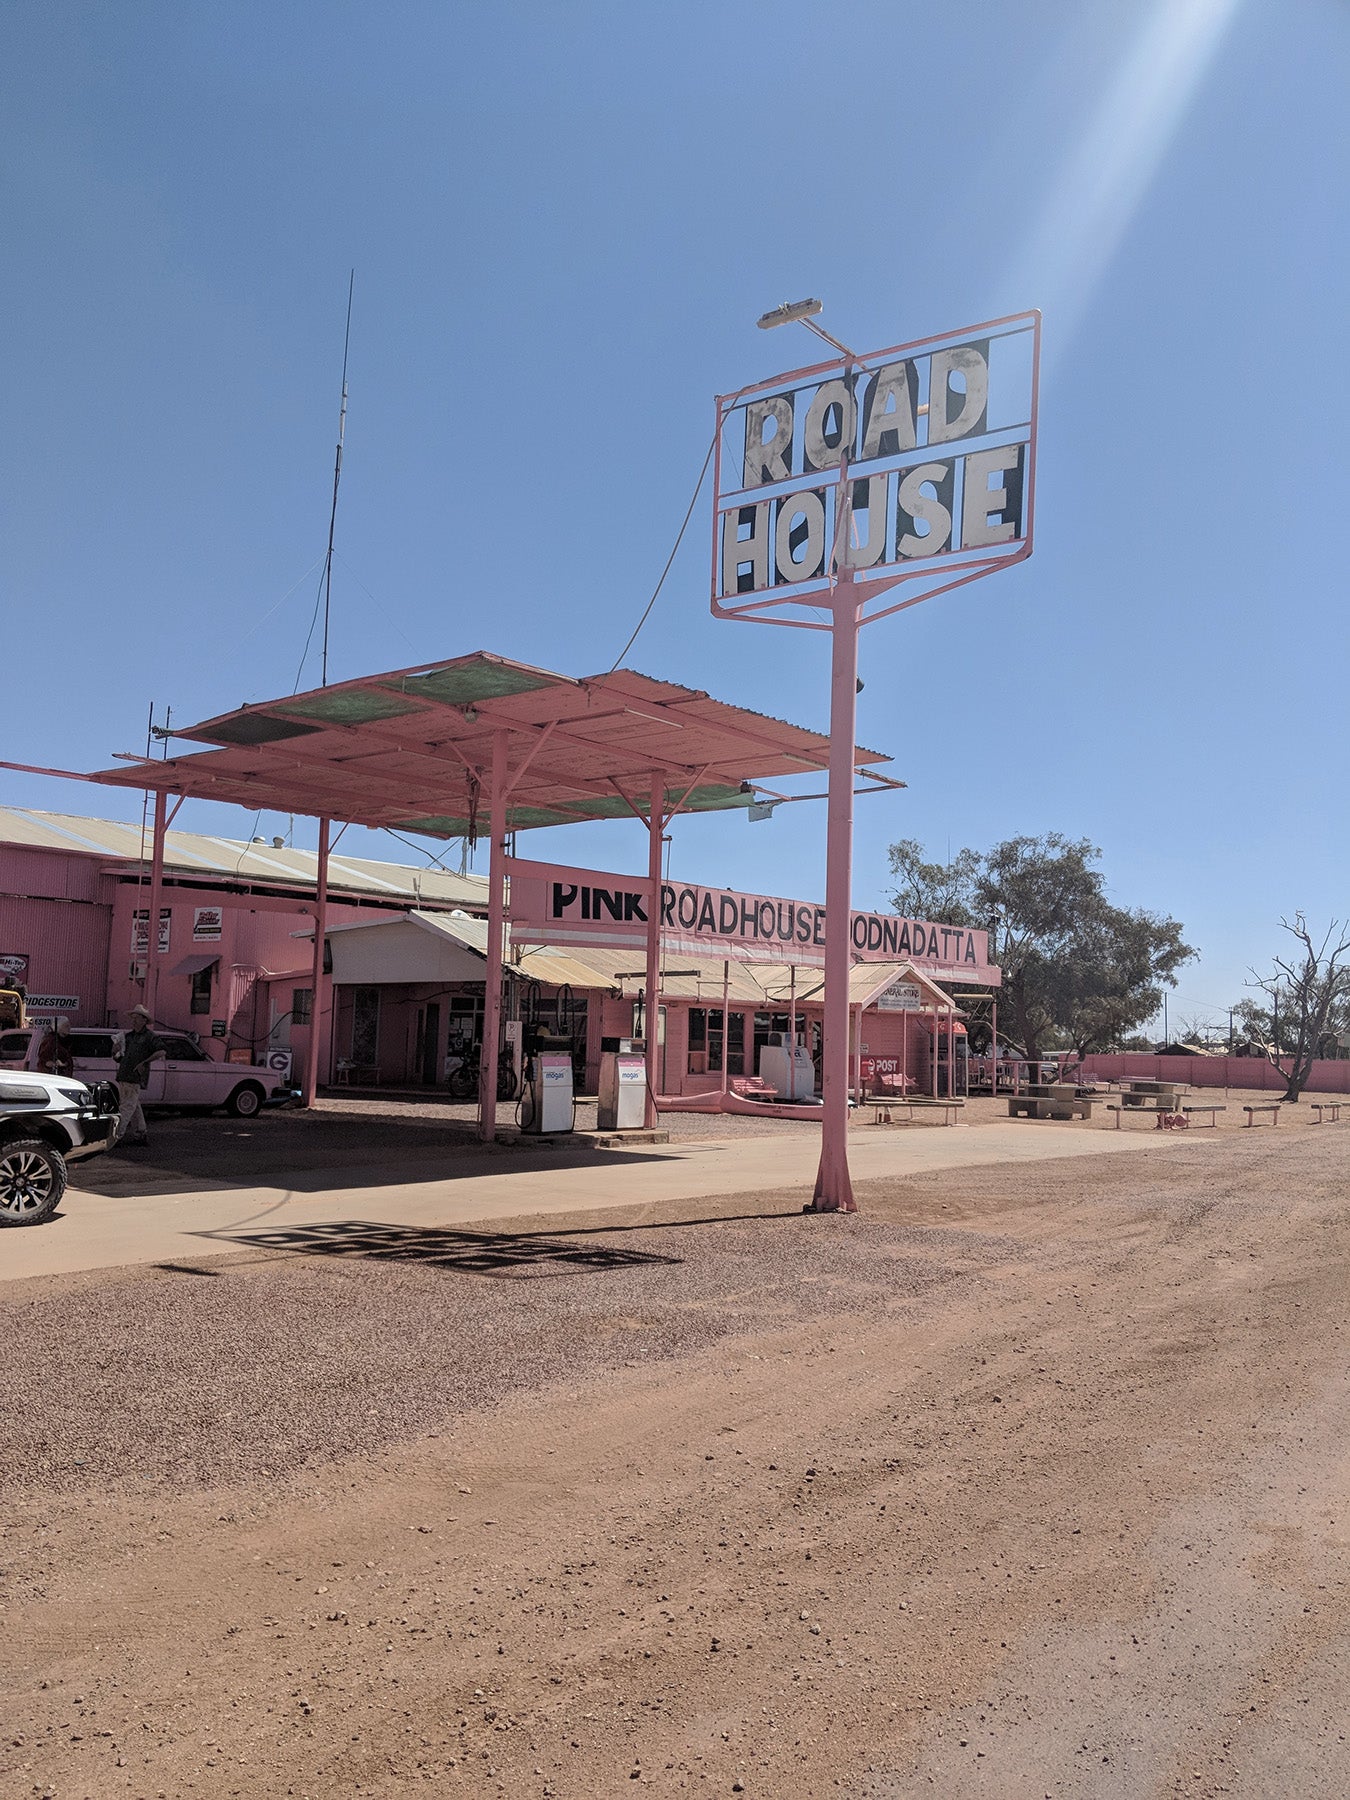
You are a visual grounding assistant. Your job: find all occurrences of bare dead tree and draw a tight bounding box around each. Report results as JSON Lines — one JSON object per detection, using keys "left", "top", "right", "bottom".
{"left": 1247, "top": 915, "right": 1350, "bottom": 1102}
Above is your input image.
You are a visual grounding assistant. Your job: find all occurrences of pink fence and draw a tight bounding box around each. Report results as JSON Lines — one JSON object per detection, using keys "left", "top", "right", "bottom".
{"left": 1074, "top": 1053, "right": 1350, "bottom": 1095}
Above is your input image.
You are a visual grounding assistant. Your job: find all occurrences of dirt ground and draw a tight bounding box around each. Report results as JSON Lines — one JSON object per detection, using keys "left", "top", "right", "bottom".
{"left": 5, "top": 1125, "right": 1350, "bottom": 1798}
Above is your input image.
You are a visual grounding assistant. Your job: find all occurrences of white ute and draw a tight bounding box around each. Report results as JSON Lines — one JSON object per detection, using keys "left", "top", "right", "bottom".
{"left": 0, "top": 1071, "right": 119, "bottom": 1227}
{"left": 0, "top": 1026, "right": 298, "bottom": 1118}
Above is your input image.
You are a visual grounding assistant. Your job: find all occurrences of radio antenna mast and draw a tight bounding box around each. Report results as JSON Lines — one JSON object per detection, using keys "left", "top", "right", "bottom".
{"left": 320, "top": 270, "right": 355, "bottom": 687}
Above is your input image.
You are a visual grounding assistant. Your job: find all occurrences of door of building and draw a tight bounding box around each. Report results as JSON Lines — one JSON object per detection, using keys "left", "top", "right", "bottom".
{"left": 415, "top": 1001, "right": 441, "bottom": 1084}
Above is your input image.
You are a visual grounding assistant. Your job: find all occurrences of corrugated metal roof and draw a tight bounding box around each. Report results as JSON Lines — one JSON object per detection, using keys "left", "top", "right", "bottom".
{"left": 0, "top": 806, "right": 488, "bottom": 909}
{"left": 88, "top": 651, "right": 899, "bottom": 837}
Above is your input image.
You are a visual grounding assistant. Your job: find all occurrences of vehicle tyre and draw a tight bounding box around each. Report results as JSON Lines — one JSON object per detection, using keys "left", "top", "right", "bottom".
{"left": 0, "top": 1137, "right": 67, "bottom": 1227}
{"left": 226, "top": 1082, "right": 265, "bottom": 1118}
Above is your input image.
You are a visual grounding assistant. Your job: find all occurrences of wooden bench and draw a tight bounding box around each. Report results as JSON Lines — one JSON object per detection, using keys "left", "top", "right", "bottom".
{"left": 729, "top": 1076, "right": 778, "bottom": 1101}
{"left": 1009, "top": 1093, "right": 1093, "bottom": 1121}
{"left": 1311, "top": 1102, "right": 1343, "bottom": 1124}
{"left": 1107, "top": 1101, "right": 1182, "bottom": 1128}
{"left": 871, "top": 1097, "right": 962, "bottom": 1127}
{"left": 1243, "top": 1104, "right": 1280, "bottom": 1127}
{"left": 1182, "top": 1104, "right": 1226, "bottom": 1127}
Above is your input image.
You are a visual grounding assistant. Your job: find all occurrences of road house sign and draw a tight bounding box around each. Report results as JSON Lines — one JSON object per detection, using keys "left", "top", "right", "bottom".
{"left": 713, "top": 313, "right": 1038, "bottom": 616}
{"left": 506, "top": 858, "right": 999, "bottom": 984}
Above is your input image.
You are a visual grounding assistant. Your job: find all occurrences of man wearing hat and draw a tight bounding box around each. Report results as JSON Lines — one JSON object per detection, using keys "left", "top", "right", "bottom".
{"left": 115, "top": 1004, "right": 167, "bottom": 1148}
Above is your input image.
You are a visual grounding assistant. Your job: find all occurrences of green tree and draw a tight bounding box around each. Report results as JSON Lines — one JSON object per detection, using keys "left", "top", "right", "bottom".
{"left": 886, "top": 833, "right": 1194, "bottom": 1062}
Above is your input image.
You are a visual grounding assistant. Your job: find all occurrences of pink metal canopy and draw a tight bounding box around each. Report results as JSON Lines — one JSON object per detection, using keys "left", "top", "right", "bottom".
{"left": 89, "top": 652, "right": 896, "bottom": 832}
{"left": 86, "top": 651, "right": 899, "bottom": 1143}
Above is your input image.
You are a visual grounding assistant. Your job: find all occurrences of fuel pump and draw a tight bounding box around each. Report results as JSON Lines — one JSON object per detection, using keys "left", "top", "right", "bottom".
{"left": 519, "top": 1025, "right": 575, "bottom": 1134}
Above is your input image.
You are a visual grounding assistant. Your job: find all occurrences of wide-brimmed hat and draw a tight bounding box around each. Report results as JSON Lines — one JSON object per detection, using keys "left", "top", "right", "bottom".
{"left": 128, "top": 1003, "right": 152, "bottom": 1020}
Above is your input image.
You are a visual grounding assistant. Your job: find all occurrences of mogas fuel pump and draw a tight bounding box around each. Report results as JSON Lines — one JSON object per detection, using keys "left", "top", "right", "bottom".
{"left": 519, "top": 1027, "right": 575, "bottom": 1134}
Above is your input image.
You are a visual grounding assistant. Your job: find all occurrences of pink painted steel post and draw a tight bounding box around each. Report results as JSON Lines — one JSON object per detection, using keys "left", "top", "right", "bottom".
{"left": 479, "top": 731, "right": 509, "bottom": 1143}
{"left": 720, "top": 961, "right": 730, "bottom": 1096}
{"left": 788, "top": 965, "right": 797, "bottom": 1097}
{"left": 644, "top": 771, "right": 664, "bottom": 1127}
{"left": 810, "top": 573, "right": 861, "bottom": 1212}
{"left": 302, "top": 817, "right": 330, "bottom": 1108}
{"left": 145, "top": 789, "right": 169, "bottom": 1023}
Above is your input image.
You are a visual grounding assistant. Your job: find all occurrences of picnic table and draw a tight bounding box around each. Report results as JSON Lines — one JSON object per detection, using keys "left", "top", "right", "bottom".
{"left": 1121, "top": 1080, "right": 1190, "bottom": 1109}
{"left": 1008, "top": 1084, "right": 1094, "bottom": 1122}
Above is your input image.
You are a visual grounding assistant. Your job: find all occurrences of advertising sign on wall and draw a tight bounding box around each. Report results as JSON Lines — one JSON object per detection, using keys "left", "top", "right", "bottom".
{"left": 131, "top": 909, "right": 171, "bottom": 956}
{"left": 193, "top": 906, "right": 224, "bottom": 943}
{"left": 875, "top": 981, "right": 923, "bottom": 1011}
{"left": 506, "top": 858, "right": 999, "bottom": 983}
{"left": 24, "top": 995, "right": 81, "bottom": 1018}
{"left": 0, "top": 952, "right": 30, "bottom": 986}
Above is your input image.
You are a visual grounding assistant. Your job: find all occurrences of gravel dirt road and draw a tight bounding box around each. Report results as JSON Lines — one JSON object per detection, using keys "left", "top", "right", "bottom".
{"left": 4, "top": 1127, "right": 1349, "bottom": 1798}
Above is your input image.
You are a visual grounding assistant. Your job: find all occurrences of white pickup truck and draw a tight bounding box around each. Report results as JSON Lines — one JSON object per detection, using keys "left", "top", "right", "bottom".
{"left": 0, "top": 1025, "right": 298, "bottom": 1118}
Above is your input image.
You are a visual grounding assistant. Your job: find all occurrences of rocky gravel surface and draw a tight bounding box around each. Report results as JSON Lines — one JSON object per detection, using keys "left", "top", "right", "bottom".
{"left": 4, "top": 1128, "right": 1349, "bottom": 1798}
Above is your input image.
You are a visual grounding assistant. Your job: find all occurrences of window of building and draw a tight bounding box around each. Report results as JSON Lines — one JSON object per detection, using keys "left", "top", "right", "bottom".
{"left": 690, "top": 1007, "right": 745, "bottom": 1076}
{"left": 292, "top": 986, "right": 313, "bottom": 1025}
{"left": 189, "top": 964, "right": 213, "bottom": 1015}
{"left": 687, "top": 1007, "right": 707, "bottom": 1074}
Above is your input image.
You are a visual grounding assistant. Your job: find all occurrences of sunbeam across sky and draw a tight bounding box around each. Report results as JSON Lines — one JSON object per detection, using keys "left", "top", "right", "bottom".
{"left": 1007, "top": 0, "right": 1244, "bottom": 360}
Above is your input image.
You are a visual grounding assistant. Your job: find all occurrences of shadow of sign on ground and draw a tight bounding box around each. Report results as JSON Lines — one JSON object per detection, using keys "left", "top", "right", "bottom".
{"left": 193, "top": 1217, "right": 685, "bottom": 1279}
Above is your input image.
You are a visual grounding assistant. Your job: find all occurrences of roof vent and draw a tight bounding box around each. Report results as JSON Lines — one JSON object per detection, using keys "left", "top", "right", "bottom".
{"left": 251, "top": 835, "right": 265, "bottom": 843}
{"left": 272, "top": 836, "right": 286, "bottom": 848}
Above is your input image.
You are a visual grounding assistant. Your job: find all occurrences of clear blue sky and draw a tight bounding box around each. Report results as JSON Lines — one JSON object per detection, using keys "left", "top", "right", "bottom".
{"left": 3, "top": 0, "right": 1347, "bottom": 1034}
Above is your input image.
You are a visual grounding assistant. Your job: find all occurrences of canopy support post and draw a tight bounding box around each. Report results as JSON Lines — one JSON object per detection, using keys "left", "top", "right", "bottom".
{"left": 479, "top": 731, "right": 509, "bottom": 1143}
{"left": 302, "top": 816, "right": 330, "bottom": 1108}
{"left": 644, "top": 770, "right": 664, "bottom": 1128}
{"left": 145, "top": 789, "right": 169, "bottom": 1024}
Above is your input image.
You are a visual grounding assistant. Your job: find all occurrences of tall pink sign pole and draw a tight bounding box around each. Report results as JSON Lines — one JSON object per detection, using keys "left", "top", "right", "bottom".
{"left": 814, "top": 562, "right": 862, "bottom": 1209}
{"left": 712, "top": 305, "right": 1040, "bottom": 1214}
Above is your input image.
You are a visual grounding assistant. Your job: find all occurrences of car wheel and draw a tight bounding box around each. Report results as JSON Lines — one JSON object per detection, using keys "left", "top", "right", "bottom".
{"left": 226, "top": 1082, "right": 265, "bottom": 1118}
{"left": 0, "top": 1137, "right": 67, "bottom": 1227}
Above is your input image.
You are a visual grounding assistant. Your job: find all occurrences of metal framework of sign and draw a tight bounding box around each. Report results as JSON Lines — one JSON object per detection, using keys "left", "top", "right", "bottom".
{"left": 506, "top": 858, "right": 999, "bottom": 984}
{"left": 712, "top": 312, "right": 1038, "bottom": 627}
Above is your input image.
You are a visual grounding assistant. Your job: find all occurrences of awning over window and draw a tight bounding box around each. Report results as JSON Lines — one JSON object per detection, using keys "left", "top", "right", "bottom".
{"left": 170, "top": 953, "right": 220, "bottom": 977}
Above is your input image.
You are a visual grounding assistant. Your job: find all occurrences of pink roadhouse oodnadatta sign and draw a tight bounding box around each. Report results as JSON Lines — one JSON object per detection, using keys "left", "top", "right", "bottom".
{"left": 506, "top": 858, "right": 999, "bottom": 985}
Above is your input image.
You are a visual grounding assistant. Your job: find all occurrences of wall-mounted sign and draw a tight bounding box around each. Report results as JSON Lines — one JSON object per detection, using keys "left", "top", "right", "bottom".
{"left": 211, "top": 1018, "right": 227, "bottom": 1038}
{"left": 713, "top": 313, "right": 1038, "bottom": 618}
{"left": 193, "top": 906, "right": 224, "bottom": 943}
{"left": 875, "top": 981, "right": 924, "bottom": 1011}
{"left": 506, "top": 858, "right": 999, "bottom": 983}
{"left": 0, "top": 952, "right": 30, "bottom": 986}
{"left": 131, "top": 909, "right": 171, "bottom": 955}
{"left": 24, "top": 994, "right": 80, "bottom": 1016}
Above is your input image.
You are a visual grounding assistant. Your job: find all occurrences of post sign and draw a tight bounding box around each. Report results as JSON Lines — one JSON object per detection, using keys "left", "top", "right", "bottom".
{"left": 506, "top": 857, "right": 999, "bottom": 983}
{"left": 713, "top": 312, "right": 1038, "bottom": 623}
